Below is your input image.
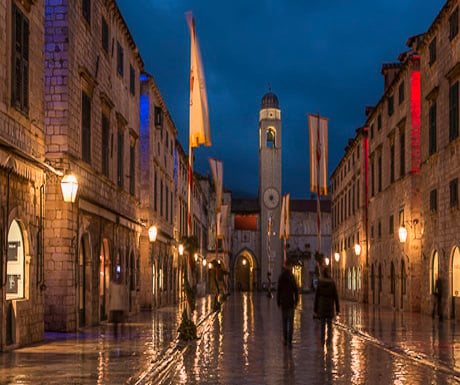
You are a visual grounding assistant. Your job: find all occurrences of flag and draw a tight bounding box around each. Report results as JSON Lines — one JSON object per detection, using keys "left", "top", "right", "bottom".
{"left": 217, "top": 205, "right": 228, "bottom": 238}
{"left": 308, "top": 114, "right": 328, "bottom": 195}
{"left": 279, "top": 193, "right": 290, "bottom": 239}
{"left": 187, "top": 12, "right": 211, "bottom": 148}
{"left": 209, "top": 157, "right": 223, "bottom": 213}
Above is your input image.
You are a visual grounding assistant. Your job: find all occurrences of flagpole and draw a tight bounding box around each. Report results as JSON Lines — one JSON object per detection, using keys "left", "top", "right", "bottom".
{"left": 316, "top": 113, "right": 322, "bottom": 267}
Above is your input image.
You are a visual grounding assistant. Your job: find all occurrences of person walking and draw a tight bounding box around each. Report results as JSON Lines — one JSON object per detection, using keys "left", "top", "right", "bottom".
{"left": 277, "top": 262, "right": 299, "bottom": 347}
{"left": 314, "top": 266, "right": 340, "bottom": 346}
{"left": 109, "top": 277, "right": 126, "bottom": 338}
{"left": 432, "top": 276, "right": 443, "bottom": 321}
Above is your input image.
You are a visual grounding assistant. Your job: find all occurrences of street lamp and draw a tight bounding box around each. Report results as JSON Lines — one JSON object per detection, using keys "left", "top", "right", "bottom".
{"left": 398, "top": 226, "right": 408, "bottom": 243}
{"left": 325, "top": 257, "right": 330, "bottom": 266}
{"left": 60, "top": 173, "right": 78, "bottom": 203}
{"left": 354, "top": 243, "right": 362, "bottom": 257}
{"left": 148, "top": 225, "right": 158, "bottom": 243}
{"left": 334, "top": 252, "right": 340, "bottom": 262}
{"left": 178, "top": 244, "right": 184, "bottom": 256}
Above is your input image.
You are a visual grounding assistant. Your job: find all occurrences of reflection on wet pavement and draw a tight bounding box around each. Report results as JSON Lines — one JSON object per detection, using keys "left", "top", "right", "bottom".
{"left": 166, "top": 293, "right": 460, "bottom": 385}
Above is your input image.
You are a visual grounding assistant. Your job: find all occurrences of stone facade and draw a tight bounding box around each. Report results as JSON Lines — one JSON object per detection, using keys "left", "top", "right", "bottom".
{"left": 44, "top": 0, "right": 144, "bottom": 331}
{"left": 331, "top": 128, "right": 369, "bottom": 302}
{"left": 0, "top": 0, "right": 48, "bottom": 351}
{"left": 419, "top": 0, "right": 460, "bottom": 319}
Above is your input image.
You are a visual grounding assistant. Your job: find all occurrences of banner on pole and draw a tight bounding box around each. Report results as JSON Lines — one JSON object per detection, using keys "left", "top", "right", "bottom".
{"left": 187, "top": 12, "right": 211, "bottom": 148}
{"left": 217, "top": 205, "right": 228, "bottom": 239}
{"left": 308, "top": 113, "right": 328, "bottom": 195}
{"left": 279, "top": 193, "right": 290, "bottom": 239}
{"left": 209, "top": 157, "right": 223, "bottom": 213}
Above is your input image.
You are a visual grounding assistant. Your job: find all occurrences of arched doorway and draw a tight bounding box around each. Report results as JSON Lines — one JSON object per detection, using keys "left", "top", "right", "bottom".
{"left": 234, "top": 251, "right": 256, "bottom": 292}
{"left": 129, "top": 251, "right": 135, "bottom": 312}
{"left": 451, "top": 246, "right": 460, "bottom": 318}
{"left": 6, "top": 220, "right": 27, "bottom": 345}
{"left": 400, "top": 259, "right": 406, "bottom": 309}
{"left": 99, "top": 239, "right": 110, "bottom": 321}
{"left": 391, "top": 262, "right": 396, "bottom": 308}
{"left": 78, "top": 234, "right": 91, "bottom": 327}
{"left": 430, "top": 250, "right": 439, "bottom": 294}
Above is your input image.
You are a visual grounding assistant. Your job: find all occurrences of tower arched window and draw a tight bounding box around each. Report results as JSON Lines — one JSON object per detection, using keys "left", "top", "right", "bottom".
{"left": 266, "top": 128, "right": 276, "bottom": 148}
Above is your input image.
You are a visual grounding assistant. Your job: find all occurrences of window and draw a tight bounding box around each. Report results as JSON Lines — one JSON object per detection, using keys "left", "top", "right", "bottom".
{"left": 165, "top": 186, "right": 169, "bottom": 221}
{"left": 154, "top": 106, "right": 163, "bottom": 129}
{"left": 370, "top": 124, "right": 374, "bottom": 139}
{"left": 450, "top": 178, "right": 458, "bottom": 207}
{"left": 117, "top": 131, "right": 124, "bottom": 187}
{"left": 371, "top": 160, "right": 375, "bottom": 197}
{"left": 378, "top": 221, "right": 382, "bottom": 238}
{"left": 348, "top": 189, "right": 351, "bottom": 217}
{"left": 429, "top": 102, "right": 437, "bottom": 155}
{"left": 101, "top": 114, "right": 109, "bottom": 177}
{"left": 450, "top": 7, "right": 459, "bottom": 41}
{"left": 129, "top": 65, "right": 135, "bottom": 95}
{"left": 117, "top": 41, "right": 124, "bottom": 76}
{"left": 390, "top": 144, "right": 395, "bottom": 183}
{"left": 400, "top": 133, "right": 405, "bottom": 177}
{"left": 378, "top": 114, "right": 382, "bottom": 131}
{"left": 430, "top": 189, "right": 437, "bottom": 212}
{"left": 389, "top": 215, "right": 394, "bottom": 235}
{"left": 154, "top": 170, "right": 157, "bottom": 212}
{"left": 449, "top": 81, "right": 459, "bottom": 141}
{"left": 378, "top": 156, "right": 382, "bottom": 192}
{"left": 170, "top": 191, "right": 173, "bottom": 223}
{"left": 267, "top": 129, "right": 275, "bottom": 148}
{"left": 12, "top": 5, "right": 29, "bottom": 114}
{"left": 388, "top": 95, "right": 394, "bottom": 116}
{"left": 398, "top": 82, "right": 405, "bottom": 104}
{"left": 102, "top": 17, "right": 109, "bottom": 53}
{"left": 81, "top": 91, "right": 91, "bottom": 163}
{"left": 6, "top": 220, "right": 26, "bottom": 300}
{"left": 129, "top": 144, "right": 135, "bottom": 195}
{"left": 160, "top": 180, "right": 163, "bottom": 217}
{"left": 429, "top": 37, "right": 436, "bottom": 65}
{"left": 357, "top": 179, "right": 360, "bottom": 209}
{"left": 82, "top": 0, "right": 91, "bottom": 25}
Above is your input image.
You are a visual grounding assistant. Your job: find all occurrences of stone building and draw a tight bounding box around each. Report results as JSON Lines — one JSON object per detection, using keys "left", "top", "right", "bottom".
{"left": 418, "top": 0, "right": 460, "bottom": 319}
{"left": 0, "top": 0, "right": 53, "bottom": 351}
{"left": 330, "top": 127, "right": 368, "bottom": 302}
{"left": 44, "top": 0, "right": 144, "bottom": 331}
{"left": 139, "top": 72, "right": 181, "bottom": 309}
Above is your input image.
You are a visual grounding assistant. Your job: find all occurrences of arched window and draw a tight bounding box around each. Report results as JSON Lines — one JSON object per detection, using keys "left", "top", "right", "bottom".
{"left": 352, "top": 267, "right": 356, "bottom": 291}
{"left": 401, "top": 259, "right": 406, "bottom": 295}
{"left": 431, "top": 250, "right": 439, "bottom": 294}
{"left": 266, "top": 128, "right": 275, "bottom": 148}
{"left": 357, "top": 267, "right": 361, "bottom": 290}
{"left": 390, "top": 262, "right": 395, "bottom": 295}
{"left": 6, "top": 220, "right": 26, "bottom": 300}
{"left": 452, "top": 246, "right": 460, "bottom": 297}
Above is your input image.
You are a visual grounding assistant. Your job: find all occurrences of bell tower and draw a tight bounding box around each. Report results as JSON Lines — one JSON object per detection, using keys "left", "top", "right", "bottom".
{"left": 259, "top": 89, "right": 282, "bottom": 292}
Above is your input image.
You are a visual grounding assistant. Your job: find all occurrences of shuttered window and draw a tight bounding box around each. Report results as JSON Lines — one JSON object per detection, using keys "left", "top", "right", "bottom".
{"left": 12, "top": 5, "right": 29, "bottom": 114}
{"left": 102, "top": 114, "right": 109, "bottom": 177}
{"left": 429, "top": 102, "right": 437, "bottom": 155}
{"left": 81, "top": 91, "right": 91, "bottom": 163}
{"left": 117, "top": 131, "right": 124, "bottom": 187}
{"left": 449, "top": 81, "right": 459, "bottom": 141}
{"left": 129, "top": 144, "right": 135, "bottom": 195}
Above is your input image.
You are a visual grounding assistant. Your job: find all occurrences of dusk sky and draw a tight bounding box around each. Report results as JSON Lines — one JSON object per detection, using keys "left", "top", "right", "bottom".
{"left": 117, "top": 0, "right": 445, "bottom": 198}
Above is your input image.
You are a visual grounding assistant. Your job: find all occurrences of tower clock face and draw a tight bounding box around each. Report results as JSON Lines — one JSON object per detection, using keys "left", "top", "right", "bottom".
{"left": 263, "top": 187, "right": 279, "bottom": 209}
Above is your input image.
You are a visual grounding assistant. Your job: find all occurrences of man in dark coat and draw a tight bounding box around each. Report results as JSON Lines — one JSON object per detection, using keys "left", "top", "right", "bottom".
{"left": 314, "top": 266, "right": 340, "bottom": 346}
{"left": 432, "top": 276, "right": 443, "bottom": 320}
{"left": 277, "top": 262, "right": 299, "bottom": 346}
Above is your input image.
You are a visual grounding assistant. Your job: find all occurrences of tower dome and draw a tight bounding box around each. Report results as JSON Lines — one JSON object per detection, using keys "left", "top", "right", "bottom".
{"left": 261, "top": 90, "right": 279, "bottom": 109}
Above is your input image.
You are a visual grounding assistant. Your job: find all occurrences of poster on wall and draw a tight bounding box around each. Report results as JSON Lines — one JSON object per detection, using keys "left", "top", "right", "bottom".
{"left": 7, "top": 241, "right": 19, "bottom": 262}
{"left": 7, "top": 274, "right": 18, "bottom": 294}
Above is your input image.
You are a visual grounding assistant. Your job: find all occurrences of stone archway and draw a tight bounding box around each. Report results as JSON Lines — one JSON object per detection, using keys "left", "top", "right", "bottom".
{"left": 234, "top": 250, "right": 256, "bottom": 292}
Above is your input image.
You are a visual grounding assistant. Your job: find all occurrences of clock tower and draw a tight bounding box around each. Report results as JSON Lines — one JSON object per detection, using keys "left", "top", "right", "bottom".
{"left": 259, "top": 89, "right": 282, "bottom": 291}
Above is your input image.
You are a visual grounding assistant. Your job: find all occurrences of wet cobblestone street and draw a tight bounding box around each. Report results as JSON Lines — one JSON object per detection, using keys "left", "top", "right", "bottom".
{"left": 2, "top": 293, "right": 460, "bottom": 384}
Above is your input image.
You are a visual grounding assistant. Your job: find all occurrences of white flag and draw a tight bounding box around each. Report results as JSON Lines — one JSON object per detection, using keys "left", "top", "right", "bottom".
{"left": 187, "top": 12, "right": 211, "bottom": 148}
{"left": 279, "top": 193, "right": 290, "bottom": 239}
{"left": 217, "top": 205, "right": 228, "bottom": 238}
{"left": 308, "top": 114, "right": 328, "bottom": 195}
{"left": 209, "top": 157, "right": 223, "bottom": 213}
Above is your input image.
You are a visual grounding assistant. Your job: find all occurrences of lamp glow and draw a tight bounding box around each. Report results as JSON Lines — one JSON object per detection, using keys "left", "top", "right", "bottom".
{"left": 334, "top": 252, "right": 340, "bottom": 262}
{"left": 325, "top": 257, "right": 330, "bottom": 266}
{"left": 148, "top": 225, "right": 157, "bottom": 243}
{"left": 60, "top": 173, "right": 78, "bottom": 203}
{"left": 242, "top": 258, "right": 247, "bottom": 266}
{"left": 354, "top": 244, "right": 362, "bottom": 256}
{"left": 398, "top": 226, "right": 408, "bottom": 243}
{"left": 202, "top": 259, "right": 207, "bottom": 267}
{"left": 194, "top": 253, "right": 198, "bottom": 262}
{"left": 178, "top": 244, "right": 184, "bottom": 256}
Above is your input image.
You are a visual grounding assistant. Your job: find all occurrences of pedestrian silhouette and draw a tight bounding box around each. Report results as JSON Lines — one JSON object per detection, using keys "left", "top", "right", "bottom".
{"left": 314, "top": 266, "right": 340, "bottom": 346}
{"left": 432, "top": 276, "right": 443, "bottom": 321}
{"left": 109, "top": 276, "right": 127, "bottom": 338}
{"left": 277, "top": 262, "right": 299, "bottom": 347}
